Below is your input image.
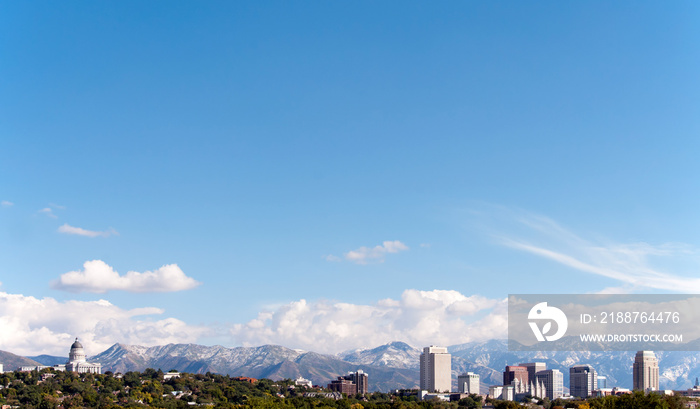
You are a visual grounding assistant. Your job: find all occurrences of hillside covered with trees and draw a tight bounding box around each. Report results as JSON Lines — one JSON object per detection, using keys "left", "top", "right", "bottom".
{"left": 0, "top": 368, "right": 692, "bottom": 409}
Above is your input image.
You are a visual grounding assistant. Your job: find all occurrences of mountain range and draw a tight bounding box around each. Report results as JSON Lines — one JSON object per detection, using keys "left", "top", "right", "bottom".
{"left": 1, "top": 350, "right": 42, "bottom": 371}
{"left": 22, "top": 340, "right": 700, "bottom": 393}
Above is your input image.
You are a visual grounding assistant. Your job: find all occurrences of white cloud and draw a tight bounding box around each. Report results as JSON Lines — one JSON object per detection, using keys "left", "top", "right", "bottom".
{"left": 334, "top": 240, "right": 409, "bottom": 264}
{"left": 0, "top": 286, "right": 505, "bottom": 356}
{"left": 493, "top": 210, "right": 700, "bottom": 292}
{"left": 58, "top": 223, "right": 118, "bottom": 238}
{"left": 51, "top": 260, "right": 201, "bottom": 293}
{"left": 1, "top": 200, "right": 13, "bottom": 207}
{"left": 39, "top": 207, "right": 57, "bottom": 218}
{"left": 229, "top": 289, "right": 505, "bottom": 353}
{"left": 38, "top": 203, "right": 66, "bottom": 218}
{"left": 0, "top": 291, "right": 209, "bottom": 356}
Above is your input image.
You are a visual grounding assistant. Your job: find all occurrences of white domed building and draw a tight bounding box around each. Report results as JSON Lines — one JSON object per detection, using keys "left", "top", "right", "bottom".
{"left": 65, "top": 338, "right": 102, "bottom": 374}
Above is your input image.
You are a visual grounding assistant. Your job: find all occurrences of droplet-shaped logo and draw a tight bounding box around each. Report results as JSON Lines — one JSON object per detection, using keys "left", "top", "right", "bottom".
{"left": 528, "top": 302, "right": 568, "bottom": 342}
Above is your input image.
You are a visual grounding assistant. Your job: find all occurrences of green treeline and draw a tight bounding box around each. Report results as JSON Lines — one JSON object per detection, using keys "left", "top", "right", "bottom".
{"left": 0, "top": 369, "right": 693, "bottom": 409}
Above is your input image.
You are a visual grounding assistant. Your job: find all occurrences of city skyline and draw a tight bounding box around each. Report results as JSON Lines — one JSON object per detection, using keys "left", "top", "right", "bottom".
{"left": 2, "top": 1, "right": 700, "bottom": 356}
{"left": 10, "top": 337, "right": 700, "bottom": 394}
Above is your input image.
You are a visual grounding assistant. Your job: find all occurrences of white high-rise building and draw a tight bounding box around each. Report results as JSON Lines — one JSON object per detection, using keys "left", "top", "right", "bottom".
{"left": 570, "top": 365, "right": 597, "bottom": 398}
{"left": 535, "top": 369, "right": 563, "bottom": 399}
{"left": 633, "top": 351, "right": 659, "bottom": 391}
{"left": 420, "top": 346, "right": 451, "bottom": 392}
{"left": 457, "top": 372, "right": 480, "bottom": 394}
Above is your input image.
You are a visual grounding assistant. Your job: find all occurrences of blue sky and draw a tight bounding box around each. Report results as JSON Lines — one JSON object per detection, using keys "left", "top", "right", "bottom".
{"left": 1, "top": 1, "right": 699, "bottom": 355}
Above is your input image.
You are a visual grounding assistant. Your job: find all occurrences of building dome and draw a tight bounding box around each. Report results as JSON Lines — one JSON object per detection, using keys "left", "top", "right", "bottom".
{"left": 68, "top": 337, "right": 87, "bottom": 363}
{"left": 65, "top": 337, "right": 101, "bottom": 374}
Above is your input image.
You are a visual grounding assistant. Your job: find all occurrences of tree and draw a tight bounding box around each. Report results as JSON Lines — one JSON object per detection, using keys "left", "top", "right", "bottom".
{"left": 123, "top": 371, "right": 141, "bottom": 388}
{"left": 458, "top": 396, "right": 481, "bottom": 409}
{"left": 143, "top": 368, "right": 158, "bottom": 379}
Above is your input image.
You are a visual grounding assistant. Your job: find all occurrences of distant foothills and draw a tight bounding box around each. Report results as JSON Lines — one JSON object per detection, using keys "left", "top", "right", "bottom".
{"left": 3, "top": 340, "right": 700, "bottom": 393}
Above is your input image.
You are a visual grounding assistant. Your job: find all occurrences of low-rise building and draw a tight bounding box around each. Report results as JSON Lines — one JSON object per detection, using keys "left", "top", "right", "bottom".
{"left": 595, "top": 387, "right": 631, "bottom": 397}
{"left": 420, "top": 391, "right": 450, "bottom": 401}
{"left": 163, "top": 371, "right": 181, "bottom": 380}
{"left": 295, "top": 377, "right": 313, "bottom": 388}
{"left": 233, "top": 376, "right": 257, "bottom": 383}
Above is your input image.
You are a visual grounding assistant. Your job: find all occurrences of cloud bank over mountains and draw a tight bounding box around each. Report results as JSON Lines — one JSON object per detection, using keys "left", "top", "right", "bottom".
{"left": 0, "top": 291, "right": 208, "bottom": 356}
{"left": 230, "top": 289, "right": 506, "bottom": 353}
{"left": 0, "top": 287, "right": 502, "bottom": 357}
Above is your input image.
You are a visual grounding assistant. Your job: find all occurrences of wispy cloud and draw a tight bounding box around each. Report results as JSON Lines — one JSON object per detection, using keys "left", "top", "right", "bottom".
{"left": 38, "top": 203, "right": 65, "bottom": 218}
{"left": 492, "top": 209, "right": 700, "bottom": 293}
{"left": 58, "top": 223, "right": 118, "bottom": 238}
{"left": 39, "top": 207, "right": 57, "bottom": 218}
{"left": 1, "top": 200, "right": 13, "bottom": 207}
{"left": 51, "top": 260, "right": 201, "bottom": 293}
{"left": 230, "top": 289, "right": 505, "bottom": 353}
{"left": 324, "top": 254, "right": 342, "bottom": 262}
{"left": 327, "top": 240, "right": 409, "bottom": 264}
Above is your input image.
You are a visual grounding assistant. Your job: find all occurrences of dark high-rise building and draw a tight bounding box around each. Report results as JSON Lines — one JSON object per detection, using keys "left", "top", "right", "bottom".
{"left": 348, "top": 370, "right": 368, "bottom": 395}
{"left": 328, "top": 378, "right": 356, "bottom": 394}
{"left": 504, "top": 365, "right": 529, "bottom": 386}
{"left": 570, "top": 365, "right": 597, "bottom": 398}
{"left": 520, "top": 362, "right": 546, "bottom": 384}
{"left": 328, "top": 370, "right": 369, "bottom": 395}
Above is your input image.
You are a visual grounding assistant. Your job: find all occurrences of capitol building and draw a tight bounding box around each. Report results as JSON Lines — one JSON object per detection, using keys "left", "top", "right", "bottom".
{"left": 65, "top": 338, "right": 102, "bottom": 374}
{"left": 19, "top": 338, "right": 102, "bottom": 373}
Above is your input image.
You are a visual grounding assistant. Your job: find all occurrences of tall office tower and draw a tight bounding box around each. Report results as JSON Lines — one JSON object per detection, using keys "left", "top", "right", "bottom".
{"left": 570, "top": 365, "right": 598, "bottom": 398}
{"left": 520, "top": 362, "right": 546, "bottom": 394}
{"left": 420, "top": 346, "right": 452, "bottom": 392}
{"left": 633, "top": 351, "right": 659, "bottom": 391}
{"left": 520, "top": 362, "right": 546, "bottom": 384}
{"left": 504, "top": 365, "right": 529, "bottom": 387}
{"left": 348, "top": 370, "right": 368, "bottom": 395}
{"left": 535, "top": 369, "right": 564, "bottom": 399}
{"left": 328, "top": 370, "right": 369, "bottom": 395}
{"left": 597, "top": 376, "right": 607, "bottom": 389}
{"left": 457, "top": 372, "right": 480, "bottom": 394}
